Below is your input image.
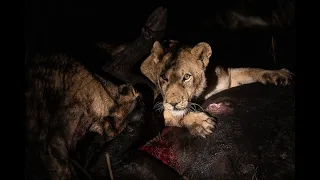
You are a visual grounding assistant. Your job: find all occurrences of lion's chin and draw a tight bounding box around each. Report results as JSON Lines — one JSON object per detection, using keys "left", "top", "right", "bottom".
{"left": 170, "top": 109, "right": 187, "bottom": 118}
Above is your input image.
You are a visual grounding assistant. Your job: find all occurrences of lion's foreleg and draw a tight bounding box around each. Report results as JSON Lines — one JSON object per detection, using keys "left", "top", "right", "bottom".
{"left": 228, "top": 67, "right": 294, "bottom": 87}
{"left": 164, "top": 110, "right": 216, "bottom": 138}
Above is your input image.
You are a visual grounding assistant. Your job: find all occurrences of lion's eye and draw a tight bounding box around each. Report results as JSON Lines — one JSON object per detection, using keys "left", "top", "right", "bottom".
{"left": 183, "top": 73, "right": 192, "bottom": 81}
{"left": 160, "top": 73, "right": 168, "bottom": 81}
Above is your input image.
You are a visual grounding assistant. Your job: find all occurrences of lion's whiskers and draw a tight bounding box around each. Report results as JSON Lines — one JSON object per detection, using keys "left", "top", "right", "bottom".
{"left": 153, "top": 101, "right": 164, "bottom": 112}
{"left": 188, "top": 105, "right": 197, "bottom": 112}
{"left": 153, "top": 102, "right": 203, "bottom": 114}
{"left": 188, "top": 103, "right": 204, "bottom": 112}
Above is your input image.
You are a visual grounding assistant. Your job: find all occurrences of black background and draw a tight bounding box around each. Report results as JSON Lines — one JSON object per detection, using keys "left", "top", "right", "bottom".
{"left": 25, "top": 0, "right": 296, "bottom": 72}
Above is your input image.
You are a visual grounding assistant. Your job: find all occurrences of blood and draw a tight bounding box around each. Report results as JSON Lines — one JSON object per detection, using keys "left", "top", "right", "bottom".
{"left": 205, "top": 102, "right": 233, "bottom": 114}
{"left": 139, "top": 102, "right": 232, "bottom": 171}
{"left": 139, "top": 128, "right": 180, "bottom": 171}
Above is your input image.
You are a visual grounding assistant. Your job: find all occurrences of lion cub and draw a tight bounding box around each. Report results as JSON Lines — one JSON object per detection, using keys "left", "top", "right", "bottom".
{"left": 141, "top": 40, "right": 293, "bottom": 138}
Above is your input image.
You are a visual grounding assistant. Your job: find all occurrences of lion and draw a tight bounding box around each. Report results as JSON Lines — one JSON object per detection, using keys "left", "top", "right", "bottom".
{"left": 25, "top": 53, "right": 141, "bottom": 180}
{"left": 140, "top": 40, "right": 293, "bottom": 138}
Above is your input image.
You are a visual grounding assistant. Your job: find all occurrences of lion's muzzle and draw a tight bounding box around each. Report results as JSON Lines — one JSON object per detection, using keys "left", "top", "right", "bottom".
{"left": 164, "top": 84, "right": 189, "bottom": 111}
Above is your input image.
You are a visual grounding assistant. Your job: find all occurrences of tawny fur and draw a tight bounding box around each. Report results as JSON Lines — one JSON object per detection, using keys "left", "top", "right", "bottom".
{"left": 140, "top": 40, "right": 293, "bottom": 138}
{"left": 26, "top": 53, "right": 140, "bottom": 180}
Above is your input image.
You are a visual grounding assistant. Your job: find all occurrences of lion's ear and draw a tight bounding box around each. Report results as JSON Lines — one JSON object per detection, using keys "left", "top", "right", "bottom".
{"left": 191, "top": 42, "right": 212, "bottom": 67}
{"left": 140, "top": 41, "right": 164, "bottom": 84}
{"left": 151, "top": 41, "right": 164, "bottom": 62}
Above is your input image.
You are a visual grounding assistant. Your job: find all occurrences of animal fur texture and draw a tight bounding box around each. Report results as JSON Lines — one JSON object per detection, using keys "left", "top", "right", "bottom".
{"left": 25, "top": 53, "right": 141, "bottom": 179}
{"left": 140, "top": 40, "right": 293, "bottom": 138}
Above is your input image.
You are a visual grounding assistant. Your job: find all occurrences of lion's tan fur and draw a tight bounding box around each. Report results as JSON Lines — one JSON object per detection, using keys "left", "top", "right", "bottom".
{"left": 141, "top": 40, "right": 293, "bottom": 138}
{"left": 26, "top": 53, "right": 140, "bottom": 179}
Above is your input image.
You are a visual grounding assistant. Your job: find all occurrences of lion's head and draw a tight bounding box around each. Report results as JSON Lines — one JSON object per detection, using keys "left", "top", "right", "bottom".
{"left": 141, "top": 40, "right": 212, "bottom": 118}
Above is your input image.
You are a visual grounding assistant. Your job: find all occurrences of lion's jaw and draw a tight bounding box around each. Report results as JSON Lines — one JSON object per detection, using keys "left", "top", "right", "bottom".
{"left": 163, "top": 101, "right": 189, "bottom": 118}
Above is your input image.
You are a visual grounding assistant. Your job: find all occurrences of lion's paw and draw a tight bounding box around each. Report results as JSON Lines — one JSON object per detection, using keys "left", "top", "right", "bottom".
{"left": 187, "top": 112, "right": 217, "bottom": 138}
{"left": 262, "top": 68, "right": 294, "bottom": 86}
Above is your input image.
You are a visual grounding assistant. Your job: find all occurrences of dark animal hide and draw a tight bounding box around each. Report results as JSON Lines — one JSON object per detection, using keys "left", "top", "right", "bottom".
{"left": 141, "top": 83, "right": 295, "bottom": 180}
{"left": 74, "top": 84, "right": 183, "bottom": 180}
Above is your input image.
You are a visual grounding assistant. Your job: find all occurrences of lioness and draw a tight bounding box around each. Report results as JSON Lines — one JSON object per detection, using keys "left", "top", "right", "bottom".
{"left": 25, "top": 53, "right": 141, "bottom": 179}
{"left": 140, "top": 40, "right": 293, "bottom": 138}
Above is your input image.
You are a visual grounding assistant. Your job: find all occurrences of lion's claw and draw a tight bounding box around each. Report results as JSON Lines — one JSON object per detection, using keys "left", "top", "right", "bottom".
{"left": 188, "top": 113, "right": 216, "bottom": 138}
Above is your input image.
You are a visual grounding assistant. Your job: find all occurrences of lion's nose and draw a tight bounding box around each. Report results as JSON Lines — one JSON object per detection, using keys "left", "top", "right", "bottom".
{"left": 169, "top": 102, "right": 178, "bottom": 107}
